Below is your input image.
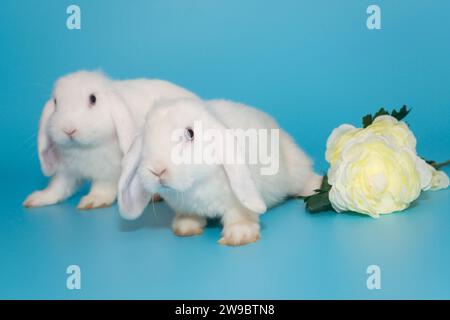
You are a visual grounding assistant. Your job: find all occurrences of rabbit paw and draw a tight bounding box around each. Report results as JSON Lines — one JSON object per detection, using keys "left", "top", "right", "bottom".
{"left": 77, "top": 193, "right": 115, "bottom": 210}
{"left": 172, "top": 214, "right": 206, "bottom": 237}
{"left": 23, "top": 190, "right": 59, "bottom": 208}
{"left": 219, "top": 221, "right": 260, "bottom": 246}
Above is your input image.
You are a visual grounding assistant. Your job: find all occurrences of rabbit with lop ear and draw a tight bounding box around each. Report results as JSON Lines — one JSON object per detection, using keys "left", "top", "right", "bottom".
{"left": 118, "top": 98, "right": 322, "bottom": 246}
{"left": 24, "top": 70, "right": 198, "bottom": 210}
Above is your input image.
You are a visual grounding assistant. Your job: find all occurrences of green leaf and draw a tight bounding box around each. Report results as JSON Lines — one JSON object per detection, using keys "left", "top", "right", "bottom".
{"left": 362, "top": 114, "right": 373, "bottom": 128}
{"left": 320, "top": 174, "right": 332, "bottom": 192}
{"left": 305, "top": 192, "right": 333, "bottom": 213}
{"left": 302, "top": 174, "right": 335, "bottom": 213}
{"left": 391, "top": 105, "right": 410, "bottom": 121}
{"left": 362, "top": 105, "right": 410, "bottom": 128}
{"left": 374, "top": 107, "right": 389, "bottom": 118}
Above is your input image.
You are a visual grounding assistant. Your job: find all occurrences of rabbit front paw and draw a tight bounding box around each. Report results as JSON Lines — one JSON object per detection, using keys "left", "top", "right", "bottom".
{"left": 77, "top": 181, "right": 117, "bottom": 210}
{"left": 172, "top": 214, "right": 206, "bottom": 237}
{"left": 219, "top": 221, "right": 261, "bottom": 246}
{"left": 77, "top": 193, "right": 115, "bottom": 210}
{"left": 23, "top": 190, "right": 60, "bottom": 208}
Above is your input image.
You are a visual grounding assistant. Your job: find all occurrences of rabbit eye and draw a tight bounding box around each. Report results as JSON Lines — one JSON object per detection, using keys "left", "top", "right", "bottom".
{"left": 89, "top": 94, "right": 96, "bottom": 106}
{"left": 184, "top": 127, "right": 194, "bottom": 141}
{"left": 53, "top": 98, "right": 57, "bottom": 106}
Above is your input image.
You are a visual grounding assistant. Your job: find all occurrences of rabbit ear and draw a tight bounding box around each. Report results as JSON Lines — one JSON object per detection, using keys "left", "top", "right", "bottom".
{"left": 223, "top": 161, "right": 267, "bottom": 214}
{"left": 38, "top": 99, "right": 59, "bottom": 176}
{"left": 107, "top": 92, "right": 137, "bottom": 155}
{"left": 118, "top": 135, "right": 151, "bottom": 220}
{"left": 210, "top": 117, "right": 267, "bottom": 214}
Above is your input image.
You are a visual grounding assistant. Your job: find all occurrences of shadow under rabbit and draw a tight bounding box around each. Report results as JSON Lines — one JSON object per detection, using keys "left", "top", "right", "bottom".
{"left": 118, "top": 202, "right": 271, "bottom": 234}
{"left": 119, "top": 201, "right": 175, "bottom": 232}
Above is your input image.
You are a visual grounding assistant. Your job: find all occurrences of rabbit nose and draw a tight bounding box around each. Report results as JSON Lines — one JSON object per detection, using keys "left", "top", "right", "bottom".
{"left": 149, "top": 168, "right": 167, "bottom": 178}
{"left": 63, "top": 128, "right": 77, "bottom": 137}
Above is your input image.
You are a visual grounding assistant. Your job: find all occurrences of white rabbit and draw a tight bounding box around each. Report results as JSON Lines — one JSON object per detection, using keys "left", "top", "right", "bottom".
{"left": 118, "top": 98, "right": 322, "bottom": 246}
{"left": 24, "top": 70, "right": 197, "bottom": 209}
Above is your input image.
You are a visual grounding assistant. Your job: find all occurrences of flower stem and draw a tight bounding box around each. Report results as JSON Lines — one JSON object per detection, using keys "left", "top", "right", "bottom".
{"left": 432, "top": 159, "right": 450, "bottom": 170}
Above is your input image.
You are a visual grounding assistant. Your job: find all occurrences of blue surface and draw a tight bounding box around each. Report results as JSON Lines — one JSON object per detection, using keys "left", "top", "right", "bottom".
{"left": 1, "top": 0, "right": 449, "bottom": 299}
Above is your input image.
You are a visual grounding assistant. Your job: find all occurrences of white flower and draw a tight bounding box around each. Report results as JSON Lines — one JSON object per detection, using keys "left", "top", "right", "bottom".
{"left": 325, "top": 115, "right": 448, "bottom": 217}
{"left": 328, "top": 135, "right": 429, "bottom": 217}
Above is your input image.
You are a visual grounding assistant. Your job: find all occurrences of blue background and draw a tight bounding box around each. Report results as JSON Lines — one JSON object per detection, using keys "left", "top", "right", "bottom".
{"left": 0, "top": 0, "right": 449, "bottom": 299}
